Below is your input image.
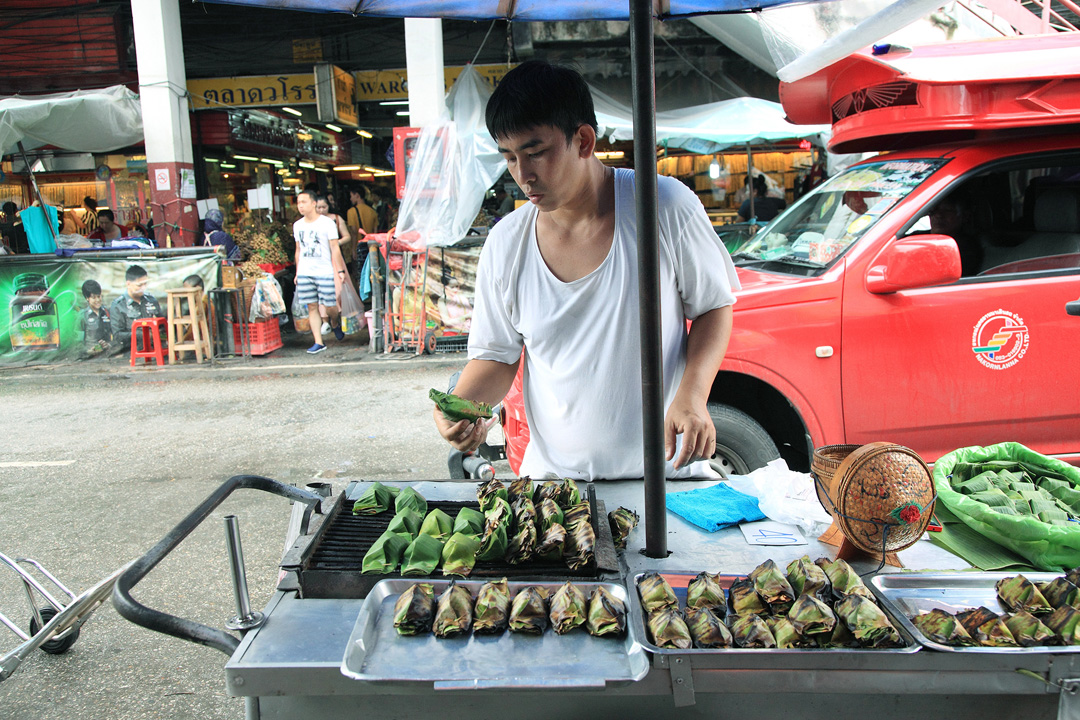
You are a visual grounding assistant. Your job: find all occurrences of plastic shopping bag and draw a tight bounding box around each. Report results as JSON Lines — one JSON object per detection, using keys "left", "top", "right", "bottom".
{"left": 339, "top": 272, "right": 364, "bottom": 321}
{"left": 724, "top": 459, "right": 833, "bottom": 535}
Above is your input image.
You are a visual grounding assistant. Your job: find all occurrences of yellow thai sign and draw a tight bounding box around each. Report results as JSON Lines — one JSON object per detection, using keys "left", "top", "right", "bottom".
{"left": 188, "top": 74, "right": 316, "bottom": 110}
{"left": 353, "top": 63, "right": 514, "bottom": 101}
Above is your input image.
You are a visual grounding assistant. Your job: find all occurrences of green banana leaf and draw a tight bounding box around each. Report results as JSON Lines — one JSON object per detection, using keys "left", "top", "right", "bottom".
{"left": 420, "top": 508, "right": 454, "bottom": 541}
{"left": 361, "top": 530, "right": 411, "bottom": 575}
{"left": 387, "top": 509, "right": 423, "bottom": 538}
{"left": 352, "top": 482, "right": 401, "bottom": 515}
{"left": 441, "top": 532, "right": 482, "bottom": 577}
{"left": 400, "top": 533, "right": 445, "bottom": 576}
{"left": 453, "top": 507, "right": 485, "bottom": 537}
{"left": 395, "top": 487, "right": 428, "bottom": 516}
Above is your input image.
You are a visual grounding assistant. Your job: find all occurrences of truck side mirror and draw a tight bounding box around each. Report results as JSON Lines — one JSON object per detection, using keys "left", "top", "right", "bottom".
{"left": 865, "top": 234, "right": 962, "bottom": 294}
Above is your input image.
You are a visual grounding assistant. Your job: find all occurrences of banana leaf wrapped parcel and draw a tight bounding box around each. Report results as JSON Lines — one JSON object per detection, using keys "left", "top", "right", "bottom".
{"left": 472, "top": 578, "right": 511, "bottom": 635}
{"left": 730, "top": 614, "right": 777, "bottom": 649}
{"left": 637, "top": 572, "right": 678, "bottom": 612}
{"left": 910, "top": 609, "right": 975, "bottom": 646}
{"left": 361, "top": 531, "right": 411, "bottom": 575}
{"left": 956, "top": 607, "right": 1018, "bottom": 647}
{"left": 387, "top": 509, "right": 422, "bottom": 539}
{"left": 508, "top": 477, "right": 534, "bottom": 504}
{"left": 534, "top": 480, "right": 562, "bottom": 505}
{"left": 563, "top": 502, "right": 596, "bottom": 570}
{"left": 647, "top": 607, "right": 693, "bottom": 649}
{"left": 786, "top": 555, "right": 832, "bottom": 602}
{"left": 816, "top": 558, "right": 876, "bottom": 602}
{"left": 476, "top": 518, "right": 509, "bottom": 563}
{"left": 538, "top": 498, "right": 564, "bottom": 531}
{"left": 400, "top": 533, "right": 445, "bottom": 576}
{"left": 352, "top": 482, "right": 400, "bottom": 515}
{"left": 535, "top": 523, "right": 566, "bottom": 561}
{"left": 586, "top": 586, "right": 627, "bottom": 637}
{"left": 727, "top": 578, "right": 768, "bottom": 616}
{"left": 809, "top": 617, "right": 858, "bottom": 648}
{"left": 1005, "top": 610, "right": 1057, "bottom": 647}
{"left": 441, "top": 532, "right": 482, "bottom": 577}
{"left": 505, "top": 520, "right": 537, "bottom": 565}
{"left": 834, "top": 595, "right": 903, "bottom": 648}
{"left": 767, "top": 615, "right": 815, "bottom": 649}
{"left": 786, "top": 594, "right": 836, "bottom": 636}
{"left": 1045, "top": 605, "right": 1080, "bottom": 645}
{"left": 549, "top": 581, "right": 588, "bottom": 634}
{"left": 477, "top": 479, "right": 508, "bottom": 513}
{"left": 996, "top": 575, "right": 1054, "bottom": 615}
{"left": 608, "top": 507, "right": 640, "bottom": 550}
{"left": 559, "top": 478, "right": 581, "bottom": 509}
{"left": 685, "top": 607, "right": 732, "bottom": 648}
{"left": 419, "top": 508, "right": 453, "bottom": 541}
{"left": 686, "top": 572, "right": 726, "bottom": 615}
{"left": 509, "top": 586, "right": 550, "bottom": 634}
{"left": 512, "top": 496, "right": 538, "bottom": 531}
{"left": 453, "top": 507, "right": 485, "bottom": 538}
{"left": 1039, "top": 577, "right": 1080, "bottom": 609}
{"left": 395, "top": 487, "right": 427, "bottom": 516}
{"left": 483, "top": 496, "right": 513, "bottom": 531}
{"left": 393, "top": 583, "right": 437, "bottom": 636}
{"left": 749, "top": 560, "right": 795, "bottom": 615}
{"left": 429, "top": 388, "right": 492, "bottom": 422}
{"left": 432, "top": 581, "right": 473, "bottom": 638}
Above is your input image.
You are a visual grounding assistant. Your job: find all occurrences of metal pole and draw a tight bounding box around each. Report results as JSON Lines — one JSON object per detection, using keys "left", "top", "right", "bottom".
{"left": 746, "top": 143, "right": 756, "bottom": 223}
{"left": 223, "top": 515, "right": 264, "bottom": 632}
{"left": 630, "top": 0, "right": 667, "bottom": 559}
{"left": 17, "top": 141, "right": 58, "bottom": 242}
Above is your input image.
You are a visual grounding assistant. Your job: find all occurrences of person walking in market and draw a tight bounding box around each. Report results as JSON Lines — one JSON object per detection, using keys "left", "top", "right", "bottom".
{"left": 433, "top": 59, "right": 740, "bottom": 480}
{"left": 293, "top": 189, "right": 347, "bottom": 354}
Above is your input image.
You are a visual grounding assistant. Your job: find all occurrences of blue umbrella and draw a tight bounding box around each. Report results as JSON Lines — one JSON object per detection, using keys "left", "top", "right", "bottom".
{"left": 202, "top": 0, "right": 827, "bottom": 558}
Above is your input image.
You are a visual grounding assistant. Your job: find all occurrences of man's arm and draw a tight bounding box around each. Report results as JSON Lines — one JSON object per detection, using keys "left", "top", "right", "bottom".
{"left": 433, "top": 357, "right": 519, "bottom": 452}
{"left": 665, "top": 305, "right": 733, "bottom": 468}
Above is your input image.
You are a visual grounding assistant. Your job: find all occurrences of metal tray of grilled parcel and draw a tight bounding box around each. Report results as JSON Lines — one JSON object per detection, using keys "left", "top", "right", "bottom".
{"left": 871, "top": 571, "right": 1080, "bottom": 653}
{"left": 341, "top": 578, "right": 648, "bottom": 688}
{"left": 629, "top": 572, "right": 919, "bottom": 654}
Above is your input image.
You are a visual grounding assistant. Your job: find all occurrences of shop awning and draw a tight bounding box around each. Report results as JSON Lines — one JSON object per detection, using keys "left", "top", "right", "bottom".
{"left": 0, "top": 85, "right": 143, "bottom": 157}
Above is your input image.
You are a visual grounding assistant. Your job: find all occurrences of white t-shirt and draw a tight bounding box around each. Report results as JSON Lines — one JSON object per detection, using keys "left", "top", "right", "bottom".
{"left": 469, "top": 169, "right": 740, "bottom": 480}
{"left": 293, "top": 214, "right": 339, "bottom": 278}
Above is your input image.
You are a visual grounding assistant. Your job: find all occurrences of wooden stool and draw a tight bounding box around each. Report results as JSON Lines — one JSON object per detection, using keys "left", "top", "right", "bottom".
{"left": 129, "top": 317, "right": 167, "bottom": 366}
{"left": 166, "top": 288, "right": 211, "bottom": 364}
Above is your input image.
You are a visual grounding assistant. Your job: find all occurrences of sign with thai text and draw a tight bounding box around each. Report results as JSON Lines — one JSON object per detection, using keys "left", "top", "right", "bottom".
{"left": 188, "top": 74, "right": 316, "bottom": 110}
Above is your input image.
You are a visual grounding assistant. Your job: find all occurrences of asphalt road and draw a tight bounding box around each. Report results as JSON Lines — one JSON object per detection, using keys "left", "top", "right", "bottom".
{"left": 0, "top": 352, "right": 503, "bottom": 720}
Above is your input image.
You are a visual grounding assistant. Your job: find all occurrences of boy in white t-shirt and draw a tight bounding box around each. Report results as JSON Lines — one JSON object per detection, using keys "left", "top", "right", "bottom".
{"left": 293, "top": 189, "right": 346, "bottom": 354}
{"left": 432, "top": 60, "right": 739, "bottom": 480}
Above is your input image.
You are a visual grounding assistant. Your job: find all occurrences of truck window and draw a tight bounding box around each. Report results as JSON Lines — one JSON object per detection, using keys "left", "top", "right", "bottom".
{"left": 731, "top": 159, "right": 944, "bottom": 274}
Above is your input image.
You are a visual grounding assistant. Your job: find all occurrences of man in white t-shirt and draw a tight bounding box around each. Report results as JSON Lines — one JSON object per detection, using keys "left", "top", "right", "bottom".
{"left": 293, "top": 189, "right": 346, "bottom": 354}
{"left": 433, "top": 60, "right": 740, "bottom": 480}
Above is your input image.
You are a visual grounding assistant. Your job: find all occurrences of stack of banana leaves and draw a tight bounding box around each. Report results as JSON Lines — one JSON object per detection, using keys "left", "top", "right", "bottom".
{"left": 638, "top": 557, "right": 904, "bottom": 650}
{"left": 393, "top": 579, "right": 627, "bottom": 638}
{"left": 910, "top": 570, "right": 1080, "bottom": 647}
{"left": 949, "top": 461, "right": 1080, "bottom": 525}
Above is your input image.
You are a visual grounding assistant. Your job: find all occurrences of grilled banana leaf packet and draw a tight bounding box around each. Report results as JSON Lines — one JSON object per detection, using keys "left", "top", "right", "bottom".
{"left": 685, "top": 607, "right": 733, "bottom": 648}
{"left": 400, "top": 533, "right": 445, "bottom": 576}
{"left": 419, "top": 508, "right": 454, "bottom": 542}
{"left": 361, "top": 531, "right": 411, "bottom": 575}
{"left": 505, "top": 520, "right": 537, "bottom": 565}
{"left": 586, "top": 586, "right": 628, "bottom": 637}
{"left": 786, "top": 594, "right": 837, "bottom": 636}
{"left": 477, "top": 479, "right": 509, "bottom": 513}
{"left": 549, "top": 581, "right": 589, "bottom": 634}
{"left": 648, "top": 607, "right": 693, "bottom": 649}
{"left": 393, "top": 583, "right": 437, "bottom": 636}
{"left": 749, "top": 560, "right": 796, "bottom": 615}
{"left": 476, "top": 518, "right": 509, "bottom": 563}
{"left": 996, "top": 575, "right": 1054, "bottom": 615}
{"left": 559, "top": 478, "right": 582, "bottom": 509}
{"left": 608, "top": 507, "right": 640, "bottom": 550}
{"left": 538, "top": 498, "right": 564, "bottom": 532}
{"left": 563, "top": 502, "right": 596, "bottom": 570}
{"left": 956, "top": 607, "right": 1018, "bottom": 647}
{"left": 535, "top": 523, "right": 567, "bottom": 561}
{"left": 767, "top": 616, "right": 816, "bottom": 649}
{"left": 395, "top": 487, "right": 427, "bottom": 516}
{"left": 508, "top": 477, "right": 534, "bottom": 504}
{"left": 453, "top": 507, "right": 485, "bottom": 538}
{"left": 686, "top": 572, "right": 726, "bottom": 616}
{"left": 352, "top": 482, "right": 400, "bottom": 515}
{"left": 834, "top": 595, "right": 904, "bottom": 648}
{"left": 441, "top": 532, "right": 482, "bottom": 577}
{"left": 638, "top": 572, "right": 679, "bottom": 612}
{"left": 484, "top": 496, "right": 513, "bottom": 531}
{"left": 728, "top": 578, "right": 768, "bottom": 616}
{"left": 387, "top": 509, "right": 423, "bottom": 539}
{"left": 1005, "top": 610, "right": 1057, "bottom": 647}
{"left": 1039, "top": 577, "right": 1080, "bottom": 609}
{"left": 429, "top": 388, "right": 493, "bottom": 423}
{"left": 472, "top": 578, "right": 512, "bottom": 635}
{"left": 432, "top": 581, "right": 474, "bottom": 638}
{"left": 809, "top": 618, "right": 859, "bottom": 649}
{"left": 534, "top": 480, "right": 562, "bottom": 505}
{"left": 730, "top": 614, "right": 777, "bottom": 649}
{"left": 1045, "top": 605, "right": 1080, "bottom": 645}
{"left": 910, "top": 609, "right": 975, "bottom": 646}
{"left": 816, "top": 558, "right": 876, "bottom": 602}
{"left": 509, "top": 586, "right": 550, "bottom": 634}
{"left": 786, "top": 555, "right": 833, "bottom": 603}
{"left": 512, "top": 496, "right": 538, "bottom": 530}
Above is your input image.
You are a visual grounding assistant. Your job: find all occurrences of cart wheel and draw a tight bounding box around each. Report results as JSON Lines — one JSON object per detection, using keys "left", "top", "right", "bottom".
{"left": 424, "top": 331, "right": 437, "bottom": 355}
{"left": 29, "top": 607, "right": 80, "bottom": 654}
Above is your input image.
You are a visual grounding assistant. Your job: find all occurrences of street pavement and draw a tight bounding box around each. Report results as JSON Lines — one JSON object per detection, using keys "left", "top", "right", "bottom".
{"left": 0, "top": 335, "right": 503, "bottom": 720}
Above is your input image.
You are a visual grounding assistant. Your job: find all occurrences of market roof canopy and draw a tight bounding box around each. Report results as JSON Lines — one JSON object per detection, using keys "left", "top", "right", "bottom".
{"left": 0, "top": 85, "right": 144, "bottom": 158}
{"left": 200, "top": 0, "right": 833, "bottom": 20}
{"left": 592, "top": 89, "right": 830, "bottom": 154}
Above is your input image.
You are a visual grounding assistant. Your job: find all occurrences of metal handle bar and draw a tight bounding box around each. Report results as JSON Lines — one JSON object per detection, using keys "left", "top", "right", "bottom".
{"left": 112, "top": 475, "right": 324, "bottom": 657}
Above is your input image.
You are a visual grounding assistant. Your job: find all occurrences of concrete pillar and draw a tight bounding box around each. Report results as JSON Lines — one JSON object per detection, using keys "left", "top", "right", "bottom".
{"left": 131, "top": 0, "right": 198, "bottom": 247}
{"left": 405, "top": 19, "right": 445, "bottom": 128}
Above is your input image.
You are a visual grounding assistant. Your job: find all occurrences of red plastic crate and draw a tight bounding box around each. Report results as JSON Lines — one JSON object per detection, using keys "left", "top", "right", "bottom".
{"left": 232, "top": 320, "right": 283, "bottom": 356}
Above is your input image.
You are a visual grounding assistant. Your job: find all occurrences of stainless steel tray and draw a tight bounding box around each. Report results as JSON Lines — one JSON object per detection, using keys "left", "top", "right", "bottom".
{"left": 871, "top": 571, "right": 1080, "bottom": 654}
{"left": 340, "top": 578, "right": 648, "bottom": 688}
{"left": 630, "top": 571, "right": 919, "bottom": 654}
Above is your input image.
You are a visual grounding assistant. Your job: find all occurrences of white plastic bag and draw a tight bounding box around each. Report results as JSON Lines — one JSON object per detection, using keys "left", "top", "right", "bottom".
{"left": 725, "top": 459, "right": 833, "bottom": 535}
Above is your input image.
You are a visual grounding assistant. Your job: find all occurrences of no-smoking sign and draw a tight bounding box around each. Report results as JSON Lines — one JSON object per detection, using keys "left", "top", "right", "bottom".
{"left": 154, "top": 168, "right": 171, "bottom": 191}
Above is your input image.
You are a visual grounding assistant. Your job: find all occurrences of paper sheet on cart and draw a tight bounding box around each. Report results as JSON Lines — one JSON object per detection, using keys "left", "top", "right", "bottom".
{"left": 739, "top": 520, "right": 807, "bottom": 546}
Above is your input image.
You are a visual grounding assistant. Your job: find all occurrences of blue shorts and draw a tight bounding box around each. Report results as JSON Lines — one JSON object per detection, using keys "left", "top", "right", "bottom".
{"left": 296, "top": 275, "right": 336, "bottom": 307}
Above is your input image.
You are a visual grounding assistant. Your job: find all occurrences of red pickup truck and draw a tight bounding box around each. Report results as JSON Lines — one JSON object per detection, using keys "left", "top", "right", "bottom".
{"left": 501, "top": 35, "right": 1080, "bottom": 477}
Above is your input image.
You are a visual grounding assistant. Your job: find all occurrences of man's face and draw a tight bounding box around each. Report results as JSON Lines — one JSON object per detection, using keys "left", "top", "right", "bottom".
{"left": 297, "top": 193, "right": 315, "bottom": 217}
{"left": 126, "top": 275, "right": 149, "bottom": 300}
{"left": 99, "top": 216, "right": 115, "bottom": 234}
{"left": 496, "top": 124, "right": 588, "bottom": 213}
{"left": 350, "top": 191, "right": 362, "bottom": 205}
{"left": 87, "top": 293, "right": 102, "bottom": 311}
{"left": 316, "top": 200, "right": 329, "bottom": 215}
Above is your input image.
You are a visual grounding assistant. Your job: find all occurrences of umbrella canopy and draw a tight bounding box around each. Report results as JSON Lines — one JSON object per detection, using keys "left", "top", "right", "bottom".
{"left": 0, "top": 85, "right": 143, "bottom": 158}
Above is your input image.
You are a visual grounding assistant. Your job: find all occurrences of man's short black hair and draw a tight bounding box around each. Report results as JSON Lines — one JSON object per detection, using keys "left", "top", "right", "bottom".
{"left": 125, "top": 264, "right": 148, "bottom": 283}
{"left": 97, "top": 209, "right": 115, "bottom": 222}
{"left": 486, "top": 60, "right": 598, "bottom": 145}
{"left": 298, "top": 189, "right": 318, "bottom": 203}
{"left": 81, "top": 279, "right": 101, "bottom": 298}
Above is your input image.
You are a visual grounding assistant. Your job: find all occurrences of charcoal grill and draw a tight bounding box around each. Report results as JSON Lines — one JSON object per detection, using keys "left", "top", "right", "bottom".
{"left": 280, "top": 484, "right": 620, "bottom": 599}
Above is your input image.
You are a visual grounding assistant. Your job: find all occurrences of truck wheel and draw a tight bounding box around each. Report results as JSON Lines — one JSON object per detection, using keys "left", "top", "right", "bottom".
{"left": 707, "top": 403, "right": 780, "bottom": 477}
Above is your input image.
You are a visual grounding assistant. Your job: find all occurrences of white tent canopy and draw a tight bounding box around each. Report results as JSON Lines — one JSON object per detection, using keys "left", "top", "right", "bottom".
{"left": 0, "top": 85, "right": 143, "bottom": 158}
{"left": 591, "top": 88, "right": 830, "bottom": 155}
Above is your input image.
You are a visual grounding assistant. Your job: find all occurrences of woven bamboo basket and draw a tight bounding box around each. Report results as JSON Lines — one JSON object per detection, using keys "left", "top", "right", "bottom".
{"left": 831, "top": 442, "right": 935, "bottom": 554}
{"left": 811, "top": 444, "right": 861, "bottom": 515}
